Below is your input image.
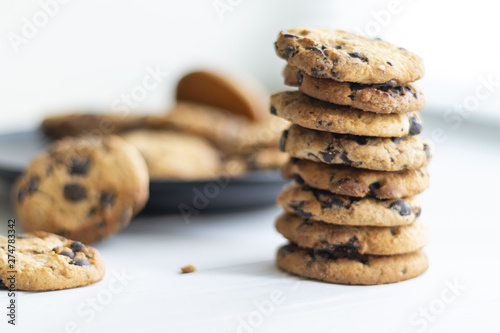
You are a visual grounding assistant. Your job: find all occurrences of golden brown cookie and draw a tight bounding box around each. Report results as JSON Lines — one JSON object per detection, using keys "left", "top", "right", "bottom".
{"left": 275, "top": 27, "right": 424, "bottom": 84}
{"left": 275, "top": 213, "right": 429, "bottom": 255}
{"left": 13, "top": 135, "right": 149, "bottom": 244}
{"left": 281, "top": 124, "right": 431, "bottom": 172}
{"left": 281, "top": 159, "right": 429, "bottom": 199}
{"left": 277, "top": 243, "right": 428, "bottom": 285}
{"left": 276, "top": 182, "right": 421, "bottom": 227}
{"left": 0, "top": 232, "right": 105, "bottom": 291}
{"left": 176, "top": 70, "right": 268, "bottom": 121}
{"left": 283, "top": 65, "right": 425, "bottom": 114}
{"left": 270, "top": 91, "right": 422, "bottom": 137}
{"left": 121, "top": 129, "right": 222, "bottom": 180}
{"left": 41, "top": 113, "right": 147, "bottom": 139}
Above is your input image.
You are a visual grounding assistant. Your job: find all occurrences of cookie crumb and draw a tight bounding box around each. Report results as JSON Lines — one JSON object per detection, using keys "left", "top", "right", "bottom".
{"left": 181, "top": 264, "right": 196, "bottom": 274}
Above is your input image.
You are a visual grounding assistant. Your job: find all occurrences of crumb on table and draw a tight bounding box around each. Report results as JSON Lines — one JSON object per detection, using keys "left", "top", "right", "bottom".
{"left": 181, "top": 264, "right": 196, "bottom": 274}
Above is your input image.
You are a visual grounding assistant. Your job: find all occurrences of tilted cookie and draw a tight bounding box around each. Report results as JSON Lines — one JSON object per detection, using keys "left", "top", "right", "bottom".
{"left": 281, "top": 159, "right": 429, "bottom": 199}
{"left": 270, "top": 91, "right": 422, "bottom": 137}
{"left": 283, "top": 65, "right": 425, "bottom": 114}
{"left": 176, "top": 70, "right": 269, "bottom": 121}
{"left": 280, "top": 124, "right": 432, "bottom": 171}
{"left": 275, "top": 213, "right": 429, "bottom": 255}
{"left": 277, "top": 243, "right": 428, "bottom": 285}
{"left": 276, "top": 183, "right": 421, "bottom": 226}
{"left": 121, "top": 129, "right": 222, "bottom": 180}
{"left": 275, "top": 27, "right": 424, "bottom": 84}
{"left": 13, "top": 135, "right": 149, "bottom": 244}
{"left": 0, "top": 232, "right": 105, "bottom": 291}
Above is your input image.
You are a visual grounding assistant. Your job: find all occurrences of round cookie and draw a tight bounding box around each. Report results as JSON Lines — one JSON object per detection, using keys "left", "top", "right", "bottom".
{"left": 276, "top": 243, "right": 428, "bottom": 285}
{"left": 281, "top": 124, "right": 432, "bottom": 171}
{"left": 42, "top": 113, "right": 147, "bottom": 139}
{"left": 275, "top": 213, "right": 429, "bottom": 255}
{"left": 275, "top": 27, "right": 424, "bottom": 84}
{"left": 0, "top": 232, "right": 105, "bottom": 291}
{"left": 13, "top": 135, "right": 150, "bottom": 244}
{"left": 176, "top": 70, "right": 269, "bottom": 121}
{"left": 276, "top": 183, "right": 421, "bottom": 226}
{"left": 270, "top": 91, "right": 422, "bottom": 137}
{"left": 281, "top": 159, "right": 429, "bottom": 199}
{"left": 283, "top": 65, "right": 425, "bottom": 114}
{"left": 121, "top": 129, "right": 222, "bottom": 180}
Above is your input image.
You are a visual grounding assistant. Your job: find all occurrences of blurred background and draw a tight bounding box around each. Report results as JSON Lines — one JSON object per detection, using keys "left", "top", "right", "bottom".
{"left": 1, "top": 0, "right": 500, "bottom": 132}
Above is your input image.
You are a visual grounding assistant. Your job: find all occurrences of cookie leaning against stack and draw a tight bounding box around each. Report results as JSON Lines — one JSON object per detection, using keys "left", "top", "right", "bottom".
{"left": 271, "top": 27, "right": 432, "bottom": 285}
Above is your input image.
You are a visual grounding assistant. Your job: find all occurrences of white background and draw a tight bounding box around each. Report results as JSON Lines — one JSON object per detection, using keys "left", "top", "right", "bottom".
{"left": 1, "top": 0, "right": 500, "bottom": 132}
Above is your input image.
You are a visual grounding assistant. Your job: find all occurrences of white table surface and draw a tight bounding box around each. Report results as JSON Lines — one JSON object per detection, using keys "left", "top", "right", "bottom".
{"left": 1, "top": 115, "right": 499, "bottom": 333}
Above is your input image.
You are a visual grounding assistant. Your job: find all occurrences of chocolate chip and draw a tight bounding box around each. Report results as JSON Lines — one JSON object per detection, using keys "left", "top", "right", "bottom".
{"left": 69, "top": 158, "right": 91, "bottom": 175}
{"left": 402, "top": 267, "right": 407, "bottom": 274}
{"left": 348, "top": 95, "right": 355, "bottom": 100}
{"left": 63, "top": 183, "right": 87, "bottom": 202}
{"left": 423, "top": 144, "right": 431, "bottom": 160}
{"left": 58, "top": 251, "right": 75, "bottom": 259}
{"left": 348, "top": 52, "right": 369, "bottom": 62}
{"left": 369, "top": 182, "right": 381, "bottom": 196}
{"left": 270, "top": 106, "right": 277, "bottom": 115}
{"left": 390, "top": 228, "right": 397, "bottom": 236}
{"left": 296, "top": 71, "right": 304, "bottom": 85}
{"left": 413, "top": 92, "right": 419, "bottom": 99}
{"left": 415, "top": 208, "right": 422, "bottom": 218}
{"left": 282, "top": 46, "right": 297, "bottom": 59}
{"left": 100, "top": 192, "right": 116, "bottom": 209}
{"left": 391, "top": 137, "right": 404, "bottom": 144}
{"left": 387, "top": 61, "right": 393, "bottom": 66}
{"left": 327, "top": 122, "right": 332, "bottom": 126}
{"left": 409, "top": 117, "right": 422, "bottom": 135}
{"left": 307, "top": 152, "right": 319, "bottom": 160}
{"left": 306, "top": 46, "right": 325, "bottom": 56}
{"left": 288, "top": 202, "right": 312, "bottom": 219}
{"left": 340, "top": 152, "right": 353, "bottom": 165}
{"left": 389, "top": 200, "right": 412, "bottom": 216}
{"left": 335, "top": 45, "right": 343, "bottom": 49}
{"left": 320, "top": 152, "right": 335, "bottom": 163}
{"left": 88, "top": 207, "right": 97, "bottom": 217}
{"left": 70, "top": 241, "right": 84, "bottom": 252}
{"left": 28, "top": 176, "right": 39, "bottom": 193}
{"left": 282, "top": 33, "right": 300, "bottom": 39}
{"left": 17, "top": 190, "right": 26, "bottom": 203}
{"left": 69, "top": 259, "right": 91, "bottom": 267}
{"left": 398, "top": 47, "right": 407, "bottom": 51}
{"left": 279, "top": 130, "right": 288, "bottom": 152}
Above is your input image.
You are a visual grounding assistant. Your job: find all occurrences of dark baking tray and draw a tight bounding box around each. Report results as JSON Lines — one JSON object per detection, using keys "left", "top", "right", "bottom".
{"left": 0, "top": 130, "right": 287, "bottom": 213}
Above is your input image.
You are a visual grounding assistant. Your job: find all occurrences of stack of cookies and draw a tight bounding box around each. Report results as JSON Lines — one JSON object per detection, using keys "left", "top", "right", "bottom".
{"left": 271, "top": 27, "right": 432, "bottom": 285}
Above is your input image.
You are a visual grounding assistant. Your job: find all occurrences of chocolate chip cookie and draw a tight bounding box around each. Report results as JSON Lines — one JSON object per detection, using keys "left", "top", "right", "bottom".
{"left": 275, "top": 213, "right": 428, "bottom": 255}
{"left": 277, "top": 243, "right": 428, "bottom": 285}
{"left": 13, "top": 135, "right": 150, "bottom": 244}
{"left": 271, "top": 91, "right": 422, "bottom": 137}
{"left": 281, "top": 159, "right": 429, "bottom": 199}
{"left": 281, "top": 124, "right": 432, "bottom": 171}
{"left": 283, "top": 65, "right": 425, "bottom": 114}
{"left": 0, "top": 232, "right": 105, "bottom": 291}
{"left": 42, "top": 113, "right": 147, "bottom": 139}
{"left": 276, "top": 183, "right": 421, "bottom": 226}
{"left": 121, "top": 129, "right": 223, "bottom": 180}
{"left": 275, "top": 27, "right": 424, "bottom": 84}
